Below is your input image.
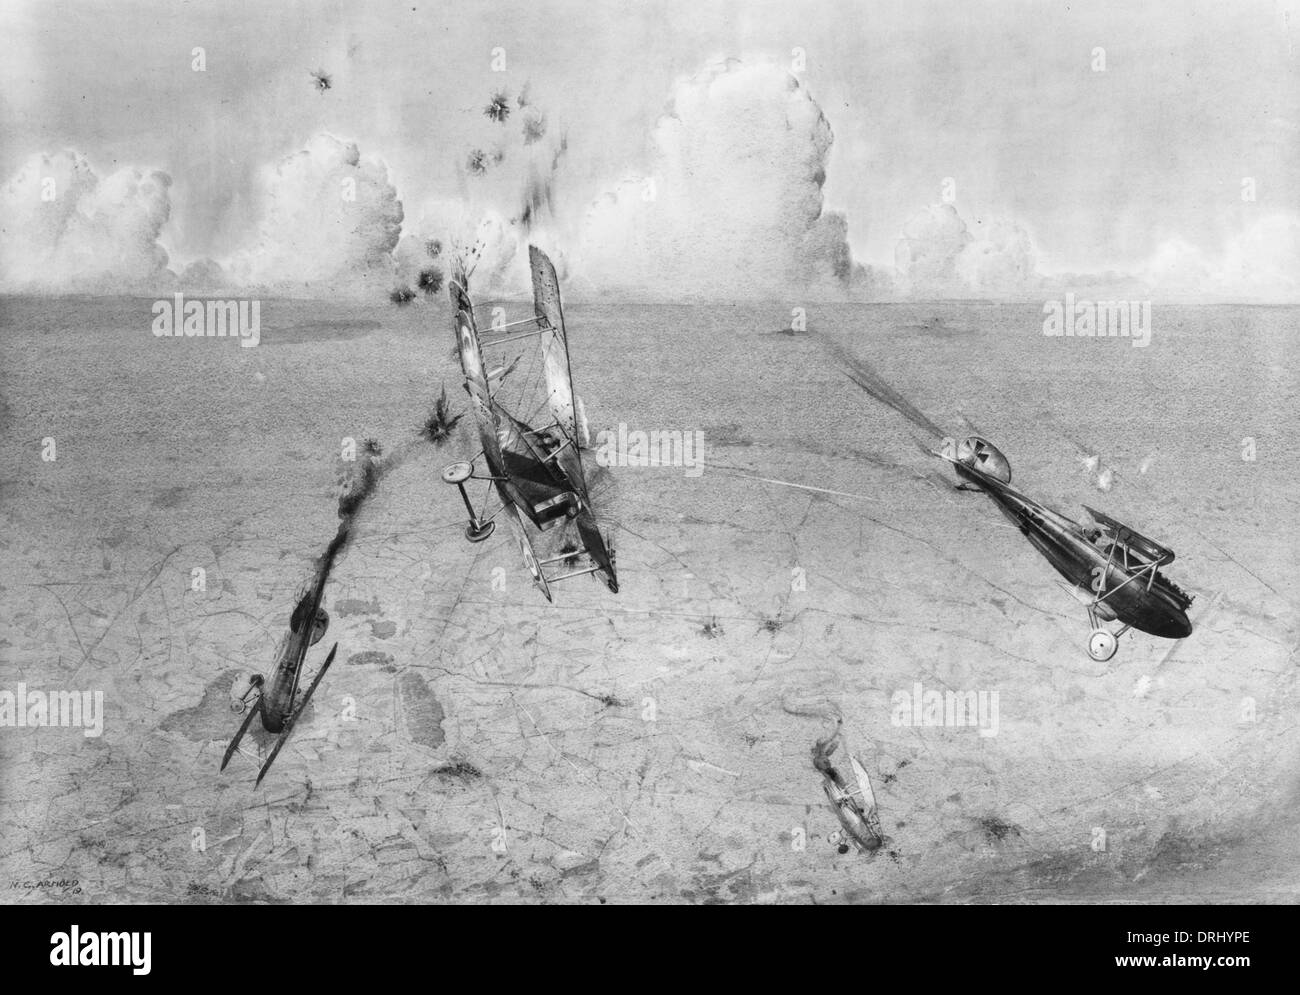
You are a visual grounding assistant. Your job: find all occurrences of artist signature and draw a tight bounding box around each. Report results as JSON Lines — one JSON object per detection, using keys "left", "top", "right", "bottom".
{"left": 9, "top": 878, "right": 83, "bottom": 895}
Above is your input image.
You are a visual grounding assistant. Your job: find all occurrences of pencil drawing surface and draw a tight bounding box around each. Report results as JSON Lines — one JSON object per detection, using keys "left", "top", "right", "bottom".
{"left": 1, "top": 0, "right": 1296, "bottom": 904}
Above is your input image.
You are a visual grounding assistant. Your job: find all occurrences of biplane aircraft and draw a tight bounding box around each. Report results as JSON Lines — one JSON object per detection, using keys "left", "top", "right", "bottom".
{"left": 220, "top": 533, "right": 341, "bottom": 785}
{"left": 933, "top": 436, "right": 1193, "bottom": 661}
{"left": 440, "top": 245, "right": 618, "bottom": 602}
{"left": 813, "top": 722, "right": 885, "bottom": 853}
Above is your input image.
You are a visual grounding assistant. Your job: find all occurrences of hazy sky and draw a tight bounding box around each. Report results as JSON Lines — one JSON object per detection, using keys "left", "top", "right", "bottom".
{"left": 2, "top": 0, "right": 1296, "bottom": 273}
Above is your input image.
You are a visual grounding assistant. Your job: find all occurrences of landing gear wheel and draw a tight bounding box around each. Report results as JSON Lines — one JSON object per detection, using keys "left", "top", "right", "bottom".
{"left": 442, "top": 461, "right": 473, "bottom": 484}
{"left": 1087, "top": 628, "right": 1118, "bottom": 662}
{"left": 465, "top": 520, "right": 495, "bottom": 543}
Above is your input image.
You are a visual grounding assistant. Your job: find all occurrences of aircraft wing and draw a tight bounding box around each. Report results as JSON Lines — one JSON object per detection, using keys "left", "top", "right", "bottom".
{"left": 574, "top": 507, "right": 618, "bottom": 593}
{"left": 530, "top": 246, "right": 582, "bottom": 450}
{"left": 849, "top": 754, "right": 877, "bottom": 812}
{"left": 1082, "top": 505, "right": 1175, "bottom": 564}
{"left": 501, "top": 500, "right": 552, "bottom": 602}
{"left": 849, "top": 754, "right": 884, "bottom": 839}
{"left": 454, "top": 304, "right": 509, "bottom": 479}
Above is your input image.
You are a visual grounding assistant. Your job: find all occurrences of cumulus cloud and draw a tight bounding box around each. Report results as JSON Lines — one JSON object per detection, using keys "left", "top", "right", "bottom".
{"left": 0, "top": 151, "right": 172, "bottom": 292}
{"left": 894, "top": 204, "right": 971, "bottom": 294}
{"left": 1217, "top": 214, "right": 1300, "bottom": 300}
{"left": 1140, "top": 237, "right": 1214, "bottom": 295}
{"left": 573, "top": 59, "right": 860, "bottom": 299}
{"left": 177, "top": 257, "right": 229, "bottom": 291}
{"left": 956, "top": 218, "right": 1037, "bottom": 294}
{"left": 1141, "top": 214, "right": 1300, "bottom": 301}
{"left": 891, "top": 204, "right": 1297, "bottom": 303}
{"left": 891, "top": 207, "right": 1299, "bottom": 302}
{"left": 228, "top": 133, "right": 403, "bottom": 294}
{"left": 894, "top": 203, "right": 1039, "bottom": 297}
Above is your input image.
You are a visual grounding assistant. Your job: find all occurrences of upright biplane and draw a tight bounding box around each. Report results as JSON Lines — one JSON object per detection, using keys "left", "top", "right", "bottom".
{"left": 441, "top": 245, "right": 618, "bottom": 601}
{"left": 933, "top": 436, "right": 1193, "bottom": 661}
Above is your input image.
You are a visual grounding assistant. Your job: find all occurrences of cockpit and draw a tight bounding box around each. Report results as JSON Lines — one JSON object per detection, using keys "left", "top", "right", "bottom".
{"left": 956, "top": 436, "right": 1012, "bottom": 484}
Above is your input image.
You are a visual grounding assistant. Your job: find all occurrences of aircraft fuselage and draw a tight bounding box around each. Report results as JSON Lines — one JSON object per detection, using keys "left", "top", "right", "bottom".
{"left": 958, "top": 464, "right": 1193, "bottom": 639}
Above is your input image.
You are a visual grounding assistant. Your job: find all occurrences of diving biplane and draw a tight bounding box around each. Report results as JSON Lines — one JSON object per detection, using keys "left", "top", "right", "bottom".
{"left": 440, "top": 245, "right": 618, "bottom": 602}
{"left": 813, "top": 722, "right": 885, "bottom": 853}
{"left": 934, "top": 436, "right": 1194, "bottom": 662}
{"left": 220, "top": 533, "right": 341, "bottom": 785}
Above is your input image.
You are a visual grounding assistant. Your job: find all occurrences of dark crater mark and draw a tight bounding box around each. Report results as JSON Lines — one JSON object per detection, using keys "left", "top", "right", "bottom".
{"left": 161, "top": 672, "right": 243, "bottom": 742}
{"left": 699, "top": 616, "right": 724, "bottom": 639}
{"left": 977, "top": 815, "right": 1023, "bottom": 844}
{"left": 396, "top": 672, "right": 445, "bottom": 748}
{"left": 1143, "top": 828, "right": 1238, "bottom": 875}
{"left": 162, "top": 670, "right": 322, "bottom": 750}
{"left": 432, "top": 758, "right": 482, "bottom": 782}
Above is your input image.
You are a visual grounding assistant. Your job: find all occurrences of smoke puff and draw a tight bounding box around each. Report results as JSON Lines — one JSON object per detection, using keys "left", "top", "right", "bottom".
{"left": 575, "top": 60, "right": 859, "bottom": 298}
{"left": 230, "top": 133, "right": 403, "bottom": 293}
{"left": 395, "top": 199, "right": 523, "bottom": 293}
{"left": 0, "top": 151, "right": 172, "bottom": 292}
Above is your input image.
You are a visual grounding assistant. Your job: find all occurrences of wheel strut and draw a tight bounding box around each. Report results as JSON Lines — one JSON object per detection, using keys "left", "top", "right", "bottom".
{"left": 442, "top": 461, "right": 495, "bottom": 542}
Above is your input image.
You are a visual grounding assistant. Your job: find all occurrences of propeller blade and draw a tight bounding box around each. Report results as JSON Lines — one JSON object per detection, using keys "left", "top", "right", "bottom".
{"left": 220, "top": 696, "right": 263, "bottom": 772}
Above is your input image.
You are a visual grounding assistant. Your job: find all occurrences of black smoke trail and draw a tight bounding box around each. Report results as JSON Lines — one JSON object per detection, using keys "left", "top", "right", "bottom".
{"left": 819, "top": 334, "right": 946, "bottom": 439}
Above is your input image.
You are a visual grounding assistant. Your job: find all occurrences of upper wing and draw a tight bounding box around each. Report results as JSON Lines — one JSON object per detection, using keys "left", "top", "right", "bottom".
{"left": 1081, "top": 505, "right": 1175, "bottom": 565}
{"left": 849, "top": 754, "right": 877, "bottom": 812}
{"left": 453, "top": 301, "right": 509, "bottom": 479}
{"left": 530, "top": 246, "right": 582, "bottom": 449}
{"left": 849, "top": 754, "right": 884, "bottom": 839}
